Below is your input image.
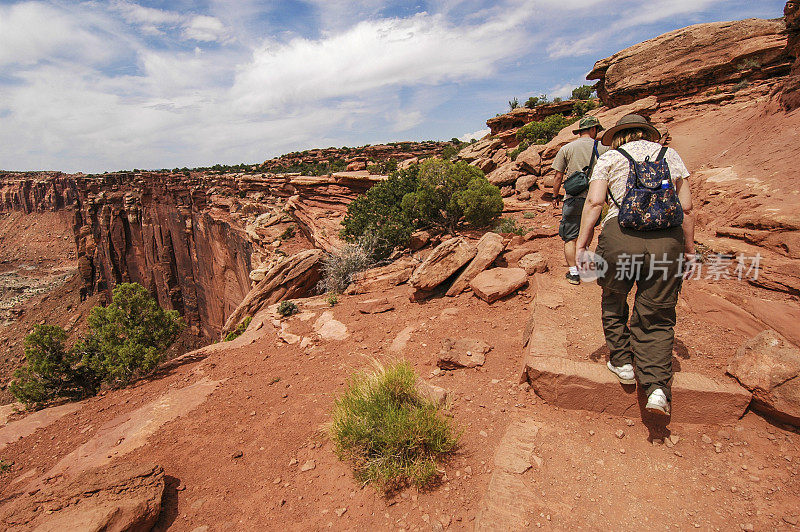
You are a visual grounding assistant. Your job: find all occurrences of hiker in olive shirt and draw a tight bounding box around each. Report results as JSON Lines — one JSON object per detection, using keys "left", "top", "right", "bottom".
{"left": 551, "top": 116, "right": 608, "bottom": 285}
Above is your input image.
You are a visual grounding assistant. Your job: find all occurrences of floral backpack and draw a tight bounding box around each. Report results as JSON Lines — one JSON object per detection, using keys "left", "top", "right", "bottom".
{"left": 608, "top": 146, "right": 684, "bottom": 231}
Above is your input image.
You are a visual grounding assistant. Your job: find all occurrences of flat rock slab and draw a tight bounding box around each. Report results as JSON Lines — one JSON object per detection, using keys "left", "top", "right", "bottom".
{"left": 470, "top": 268, "right": 528, "bottom": 303}
{"left": 1, "top": 462, "right": 164, "bottom": 532}
{"left": 358, "top": 297, "right": 395, "bottom": 314}
{"left": 438, "top": 337, "right": 491, "bottom": 369}
{"left": 313, "top": 311, "right": 349, "bottom": 341}
{"left": 42, "top": 378, "right": 220, "bottom": 483}
{"left": 0, "top": 402, "right": 82, "bottom": 451}
{"left": 522, "top": 356, "right": 751, "bottom": 424}
{"left": 475, "top": 418, "right": 544, "bottom": 531}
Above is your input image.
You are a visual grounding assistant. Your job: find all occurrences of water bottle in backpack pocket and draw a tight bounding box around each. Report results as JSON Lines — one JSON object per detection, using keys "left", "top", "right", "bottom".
{"left": 607, "top": 146, "right": 684, "bottom": 231}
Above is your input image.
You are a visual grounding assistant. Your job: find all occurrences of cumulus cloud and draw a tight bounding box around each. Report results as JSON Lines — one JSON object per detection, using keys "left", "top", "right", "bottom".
{"left": 459, "top": 128, "right": 490, "bottom": 142}
{"left": 183, "top": 15, "right": 229, "bottom": 42}
{"left": 232, "top": 11, "right": 530, "bottom": 114}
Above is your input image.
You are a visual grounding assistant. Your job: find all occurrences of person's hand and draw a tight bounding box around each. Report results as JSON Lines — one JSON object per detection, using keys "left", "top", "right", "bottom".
{"left": 682, "top": 251, "right": 699, "bottom": 279}
{"left": 576, "top": 246, "right": 589, "bottom": 272}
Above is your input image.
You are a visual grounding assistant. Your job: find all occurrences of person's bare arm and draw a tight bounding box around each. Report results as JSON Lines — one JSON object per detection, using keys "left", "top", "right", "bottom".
{"left": 574, "top": 179, "right": 607, "bottom": 262}
{"left": 552, "top": 171, "right": 564, "bottom": 207}
{"left": 675, "top": 177, "right": 694, "bottom": 255}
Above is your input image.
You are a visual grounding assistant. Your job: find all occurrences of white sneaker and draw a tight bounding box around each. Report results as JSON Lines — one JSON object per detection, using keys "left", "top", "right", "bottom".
{"left": 646, "top": 389, "right": 671, "bottom": 416}
{"left": 606, "top": 361, "right": 635, "bottom": 384}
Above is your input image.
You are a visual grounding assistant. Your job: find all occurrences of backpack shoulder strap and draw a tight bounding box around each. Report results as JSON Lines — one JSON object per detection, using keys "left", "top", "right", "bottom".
{"left": 586, "top": 140, "right": 599, "bottom": 174}
{"left": 655, "top": 146, "right": 668, "bottom": 161}
{"left": 616, "top": 146, "right": 635, "bottom": 165}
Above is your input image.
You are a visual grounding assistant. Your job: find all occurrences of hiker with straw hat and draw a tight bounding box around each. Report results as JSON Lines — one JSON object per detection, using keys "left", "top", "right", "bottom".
{"left": 574, "top": 114, "right": 696, "bottom": 417}
{"left": 551, "top": 115, "right": 608, "bottom": 285}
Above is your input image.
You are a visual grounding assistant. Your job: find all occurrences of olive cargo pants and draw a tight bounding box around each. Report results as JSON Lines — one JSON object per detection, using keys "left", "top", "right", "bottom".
{"left": 595, "top": 220, "right": 684, "bottom": 401}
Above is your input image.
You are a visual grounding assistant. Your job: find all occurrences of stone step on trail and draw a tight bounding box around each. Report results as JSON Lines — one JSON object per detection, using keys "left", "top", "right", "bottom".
{"left": 522, "top": 356, "right": 751, "bottom": 424}
{"left": 520, "top": 275, "right": 752, "bottom": 424}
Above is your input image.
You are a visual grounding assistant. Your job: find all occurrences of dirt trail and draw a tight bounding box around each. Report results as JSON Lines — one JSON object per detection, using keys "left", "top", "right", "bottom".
{"left": 0, "top": 251, "right": 798, "bottom": 529}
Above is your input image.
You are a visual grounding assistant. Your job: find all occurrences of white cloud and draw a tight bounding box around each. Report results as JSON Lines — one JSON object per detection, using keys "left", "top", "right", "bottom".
{"left": 232, "top": 10, "right": 530, "bottom": 114}
{"left": 183, "top": 15, "right": 229, "bottom": 42}
{"left": 113, "top": 1, "right": 183, "bottom": 26}
{"left": 459, "top": 128, "right": 490, "bottom": 142}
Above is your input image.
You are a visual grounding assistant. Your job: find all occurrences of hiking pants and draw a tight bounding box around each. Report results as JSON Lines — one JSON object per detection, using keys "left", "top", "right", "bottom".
{"left": 595, "top": 219, "right": 684, "bottom": 401}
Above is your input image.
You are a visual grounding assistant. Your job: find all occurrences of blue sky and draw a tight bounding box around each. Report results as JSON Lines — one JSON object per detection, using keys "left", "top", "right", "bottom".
{"left": 0, "top": 0, "right": 787, "bottom": 172}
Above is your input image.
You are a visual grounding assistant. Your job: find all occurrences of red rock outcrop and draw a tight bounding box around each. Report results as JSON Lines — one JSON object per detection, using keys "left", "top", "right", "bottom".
{"left": 588, "top": 18, "right": 791, "bottom": 107}
{"left": 781, "top": 1, "right": 800, "bottom": 110}
{"left": 261, "top": 141, "right": 450, "bottom": 172}
{"left": 0, "top": 462, "right": 165, "bottom": 531}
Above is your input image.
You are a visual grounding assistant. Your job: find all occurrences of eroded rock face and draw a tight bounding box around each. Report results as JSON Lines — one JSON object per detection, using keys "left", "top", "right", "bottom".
{"left": 0, "top": 462, "right": 165, "bottom": 532}
{"left": 727, "top": 330, "right": 800, "bottom": 425}
{"left": 782, "top": 1, "right": 800, "bottom": 110}
{"left": 221, "top": 249, "right": 324, "bottom": 337}
{"left": 409, "top": 237, "right": 477, "bottom": 291}
{"left": 588, "top": 18, "right": 791, "bottom": 107}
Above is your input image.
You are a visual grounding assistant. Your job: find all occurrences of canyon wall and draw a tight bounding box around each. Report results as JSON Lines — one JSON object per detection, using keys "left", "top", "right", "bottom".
{"left": 0, "top": 169, "right": 384, "bottom": 337}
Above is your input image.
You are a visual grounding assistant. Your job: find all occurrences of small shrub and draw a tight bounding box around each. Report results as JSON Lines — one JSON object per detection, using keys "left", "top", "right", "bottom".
{"left": 516, "top": 114, "right": 572, "bottom": 145}
{"left": 523, "top": 212, "right": 537, "bottom": 219}
{"left": 732, "top": 80, "right": 750, "bottom": 92}
{"left": 318, "top": 237, "right": 376, "bottom": 294}
{"left": 553, "top": 97, "right": 563, "bottom": 103}
{"left": 330, "top": 361, "right": 460, "bottom": 491}
{"left": 573, "top": 99, "right": 598, "bottom": 117}
{"left": 736, "top": 58, "right": 761, "bottom": 71}
{"left": 326, "top": 293, "right": 339, "bottom": 307}
{"left": 224, "top": 316, "right": 252, "bottom": 342}
{"left": 402, "top": 159, "right": 502, "bottom": 232}
{"left": 280, "top": 225, "right": 296, "bottom": 240}
{"left": 277, "top": 300, "right": 298, "bottom": 317}
{"left": 494, "top": 217, "right": 526, "bottom": 235}
{"left": 571, "top": 85, "right": 595, "bottom": 100}
{"left": 0, "top": 459, "right": 11, "bottom": 473}
{"left": 508, "top": 97, "right": 519, "bottom": 110}
{"left": 80, "top": 283, "right": 184, "bottom": 388}
{"left": 9, "top": 324, "right": 99, "bottom": 408}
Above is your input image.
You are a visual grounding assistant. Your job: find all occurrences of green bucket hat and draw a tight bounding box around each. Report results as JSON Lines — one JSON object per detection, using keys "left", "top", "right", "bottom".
{"left": 572, "top": 115, "right": 604, "bottom": 134}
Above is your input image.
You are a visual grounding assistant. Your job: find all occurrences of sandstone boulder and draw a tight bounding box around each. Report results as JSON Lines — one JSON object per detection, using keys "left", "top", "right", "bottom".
{"left": 727, "top": 330, "right": 800, "bottom": 425}
{"left": 438, "top": 338, "right": 491, "bottom": 369}
{"left": 783, "top": 0, "right": 800, "bottom": 110}
{"left": 416, "top": 379, "right": 450, "bottom": 407}
{"left": 0, "top": 462, "right": 165, "bottom": 531}
{"left": 358, "top": 297, "right": 394, "bottom": 314}
{"left": 221, "top": 249, "right": 324, "bottom": 337}
{"left": 409, "top": 237, "right": 477, "bottom": 291}
{"left": 518, "top": 252, "right": 548, "bottom": 275}
{"left": 588, "top": 18, "right": 790, "bottom": 106}
{"left": 409, "top": 230, "right": 431, "bottom": 251}
{"left": 470, "top": 268, "right": 528, "bottom": 303}
{"left": 345, "top": 258, "right": 414, "bottom": 295}
{"left": 515, "top": 174, "right": 538, "bottom": 193}
{"left": 447, "top": 232, "right": 505, "bottom": 296}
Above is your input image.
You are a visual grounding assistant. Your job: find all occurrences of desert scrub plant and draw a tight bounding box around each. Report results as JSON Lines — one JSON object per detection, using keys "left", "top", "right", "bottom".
{"left": 571, "top": 84, "right": 595, "bottom": 100}
{"left": 508, "top": 97, "right": 519, "bottom": 110}
{"left": 573, "top": 99, "right": 598, "bottom": 117}
{"left": 330, "top": 361, "right": 460, "bottom": 491}
{"left": 516, "top": 114, "right": 572, "bottom": 145}
{"left": 224, "top": 316, "right": 252, "bottom": 342}
{"left": 9, "top": 324, "right": 100, "bottom": 408}
{"left": 326, "top": 293, "right": 339, "bottom": 307}
{"left": 277, "top": 300, "right": 298, "bottom": 317}
{"left": 318, "top": 236, "right": 376, "bottom": 294}
{"left": 0, "top": 459, "right": 11, "bottom": 473}
{"left": 279, "top": 225, "right": 296, "bottom": 240}
{"left": 522, "top": 211, "right": 537, "bottom": 219}
{"left": 80, "top": 283, "right": 185, "bottom": 388}
{"left": 341, "top": 161, "right": 502, "bottom": 260}
{"left": 494, "top": 217, "right": 526, "bottom": 235}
